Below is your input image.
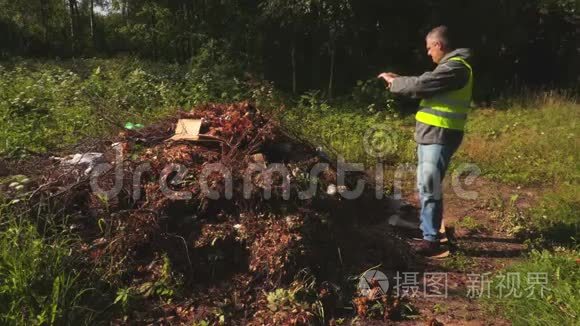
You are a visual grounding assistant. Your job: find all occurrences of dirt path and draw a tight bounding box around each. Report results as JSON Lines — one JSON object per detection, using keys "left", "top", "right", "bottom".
{"left": 384, "top": 177, "right": 538, "bottom": 325}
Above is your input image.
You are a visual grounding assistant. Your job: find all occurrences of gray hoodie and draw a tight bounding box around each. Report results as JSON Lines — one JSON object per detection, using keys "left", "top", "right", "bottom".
{"left": 390, "top": 48, "right": 472, "bottom": 146}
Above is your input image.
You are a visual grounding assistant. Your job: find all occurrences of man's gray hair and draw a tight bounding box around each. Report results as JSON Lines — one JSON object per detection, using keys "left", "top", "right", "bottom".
{"left": 427, "top": 25, "right": 452, "bottom": 50}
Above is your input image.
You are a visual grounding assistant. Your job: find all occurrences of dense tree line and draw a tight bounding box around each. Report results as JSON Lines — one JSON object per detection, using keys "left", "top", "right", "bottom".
{"left": 0, "top": 0, "right": 578, "bottom": 99}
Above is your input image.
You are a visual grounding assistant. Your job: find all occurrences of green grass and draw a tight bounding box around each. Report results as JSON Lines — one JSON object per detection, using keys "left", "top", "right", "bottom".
{"left": 0, "top": 212, "right": 99, "bottom": 325}
{"left": 458, "top": 93, "right": 579, "bottom": 187}
{"left": 455, "top": 215, "right": 488, "bottom": 234}
{"left": 525, "top": 184, "right": 579, "bottom": 247}
{"left": 484, "top": 249, "right": 579, "bottom": 326}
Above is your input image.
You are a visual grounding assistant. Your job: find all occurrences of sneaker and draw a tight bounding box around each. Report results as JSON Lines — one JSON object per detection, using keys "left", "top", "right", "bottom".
{"left": 410, "top": 232, "right": 449, "bottom": 244}
{"left": 415, "top": 240, "right": 450, "bottom": 258}
{"left": 392, "top": 224, "right": 450, "bottom": 244}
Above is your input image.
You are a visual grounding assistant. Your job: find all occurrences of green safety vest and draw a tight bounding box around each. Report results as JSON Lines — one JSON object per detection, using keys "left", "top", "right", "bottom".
{"left": 416, "top": 57, "right": 473, "bottom": 131}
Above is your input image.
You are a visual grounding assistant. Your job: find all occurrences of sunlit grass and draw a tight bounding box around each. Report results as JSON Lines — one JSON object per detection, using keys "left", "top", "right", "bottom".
{"left": 459, "top": 93, "right": 579, "bottom": 186}
{"left": 483, "top": 248, "right": 579, "bottom": 326}
{"left": 0, "top": 211, "right": 98, "bottom": 325}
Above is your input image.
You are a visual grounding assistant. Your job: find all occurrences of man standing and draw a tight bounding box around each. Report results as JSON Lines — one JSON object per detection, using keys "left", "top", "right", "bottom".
{"left": 378, "top": 26, "right": 473, "bottom": 258}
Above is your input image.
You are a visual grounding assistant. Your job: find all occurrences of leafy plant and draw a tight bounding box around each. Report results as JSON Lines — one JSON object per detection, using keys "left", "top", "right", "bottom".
{"left": 137, "top": 254, "right": 182, "bottom": 301}
{"left": 113, "top": 287, "right": 137, "bottom": 313}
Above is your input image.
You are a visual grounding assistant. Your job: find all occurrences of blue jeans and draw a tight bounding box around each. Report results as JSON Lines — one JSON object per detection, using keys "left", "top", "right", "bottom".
{"left": 417, "top": 143, "right": 460, "bottom": 242}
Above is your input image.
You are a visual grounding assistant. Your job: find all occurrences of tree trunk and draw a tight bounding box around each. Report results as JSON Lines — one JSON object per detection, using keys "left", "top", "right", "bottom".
{"left": 68, "top": 0, "right": 76, "bottom": 52}
{"left": 150, "top": 12, "right": 157, "bottom": 59}
{"left": 40, "top": 0, "right": 49, "bottom": 43}
{"left": 291, "top": 38, "right": 297, "bottom": 94}
{"left": 328, "top": 43, "right": 335, "bottom": 99}
{"left": 122, "top": 0, "right": 128, "bottom": 25}
{"left": 73, "top": 0, "right": 80, "bottom": 52}
{"left": 89, "top": 0, "right": 95, "bottom": 41}
{"left": 73, "top": 0, "right": 80, "bottom": 25}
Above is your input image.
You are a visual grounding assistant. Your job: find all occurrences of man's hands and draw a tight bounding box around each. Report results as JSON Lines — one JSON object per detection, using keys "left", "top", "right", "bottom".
{"left": 378, "top": 72, "right": 399, "bottom": 87}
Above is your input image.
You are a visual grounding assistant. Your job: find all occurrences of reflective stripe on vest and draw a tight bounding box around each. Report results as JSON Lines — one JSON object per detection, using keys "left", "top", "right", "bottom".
{"left": 416, "top": 57, "right": 473, "bottom": 131}
{"left": 420, "top": 107, "right": 467, "bottom": 120}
